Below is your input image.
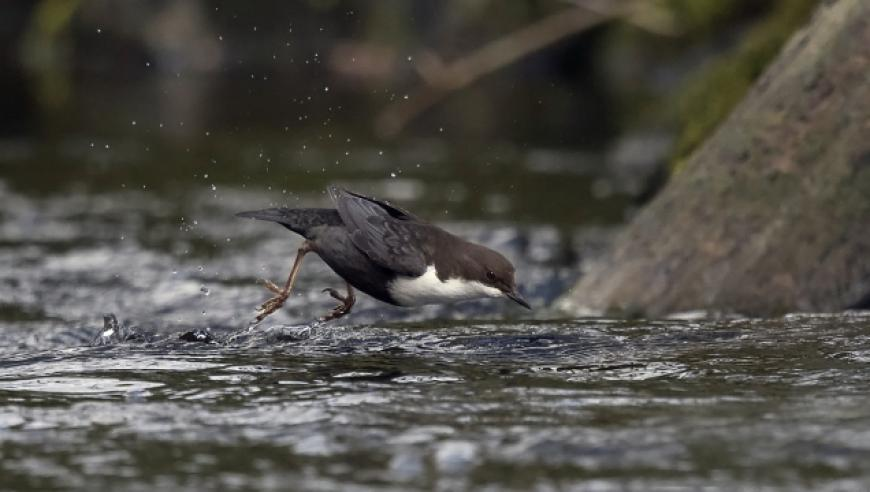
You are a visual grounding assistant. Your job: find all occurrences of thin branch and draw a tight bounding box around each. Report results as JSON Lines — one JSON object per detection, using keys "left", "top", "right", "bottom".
{"left": 375, "top": 1, "right": 674, "bottom": 138}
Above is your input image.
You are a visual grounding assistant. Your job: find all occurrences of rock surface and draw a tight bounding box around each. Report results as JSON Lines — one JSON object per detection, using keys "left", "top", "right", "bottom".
{"left": 558, "top": 0, "right": 870, "bottom": 317}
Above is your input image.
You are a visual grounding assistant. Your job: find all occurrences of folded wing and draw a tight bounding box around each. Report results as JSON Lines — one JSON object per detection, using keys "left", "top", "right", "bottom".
{"left": 328, "top": 186, "right": 428, "bottom": 276}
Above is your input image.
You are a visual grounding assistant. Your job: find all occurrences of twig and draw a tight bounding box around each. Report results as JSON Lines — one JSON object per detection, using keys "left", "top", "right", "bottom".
{"left": 375, "top": 1, "right": 674, "bottom": 138}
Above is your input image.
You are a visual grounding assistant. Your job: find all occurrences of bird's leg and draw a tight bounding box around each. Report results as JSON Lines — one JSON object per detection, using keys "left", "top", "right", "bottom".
{"left": 255, "top": 242, "right": 312, "bottom": 322}
{"left": 319, "top": 281, "right": 356, "bottom": 322}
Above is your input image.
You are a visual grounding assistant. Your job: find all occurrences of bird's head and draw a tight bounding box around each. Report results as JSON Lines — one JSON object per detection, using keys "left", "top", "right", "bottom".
{"left": 464, "top": 245, "right": 531, "bottom": 309}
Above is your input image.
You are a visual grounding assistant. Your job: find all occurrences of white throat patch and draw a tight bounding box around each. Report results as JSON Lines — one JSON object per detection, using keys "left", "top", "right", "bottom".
{"left": 388, "top": 265, "right": 502, "bottom": 307}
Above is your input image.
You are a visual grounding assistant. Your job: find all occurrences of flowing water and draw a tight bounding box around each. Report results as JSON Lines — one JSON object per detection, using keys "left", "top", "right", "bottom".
{"left": 3, "top": 315, "right": 870, "bottom": 491}
{"left": 2, "top": 139, "right": 870, "bottom": 490}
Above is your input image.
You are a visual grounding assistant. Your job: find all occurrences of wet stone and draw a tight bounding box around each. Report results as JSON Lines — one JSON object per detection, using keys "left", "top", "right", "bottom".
{"left": 178, "top": 329, "right": 215, "bottom": 343}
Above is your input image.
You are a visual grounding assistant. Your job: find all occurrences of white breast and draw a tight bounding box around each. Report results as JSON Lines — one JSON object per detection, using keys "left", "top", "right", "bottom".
{"left": 388, "top": 265, "right": 502, "bottom": 307}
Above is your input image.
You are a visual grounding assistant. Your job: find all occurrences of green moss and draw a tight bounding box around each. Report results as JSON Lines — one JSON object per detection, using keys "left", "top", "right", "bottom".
{"left": 671, "top": 0, "right": 819, "bottom": 172}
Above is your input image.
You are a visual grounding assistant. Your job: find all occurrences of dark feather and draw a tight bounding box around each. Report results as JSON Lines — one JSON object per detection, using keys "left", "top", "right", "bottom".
{"left": 328, "top": 186, "right": 428, "bottom": 276}
{"left": 236, "top": 208, "right": 341, "bottom": 238}
{"left": 328, "top": 187, "right": 421, "bottom": 222}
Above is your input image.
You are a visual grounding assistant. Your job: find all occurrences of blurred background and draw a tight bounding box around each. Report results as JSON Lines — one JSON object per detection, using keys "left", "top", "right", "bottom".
{"left": 1, "top": 0, "right": 818, "bottom": 218}
{"left": 0, "top": 0, "right": 818, "bottom": 330}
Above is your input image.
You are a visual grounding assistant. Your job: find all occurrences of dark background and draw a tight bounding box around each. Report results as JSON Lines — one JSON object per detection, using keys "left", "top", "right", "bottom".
{"left": 0, "top": 0, "right": 816, "bottom": 225}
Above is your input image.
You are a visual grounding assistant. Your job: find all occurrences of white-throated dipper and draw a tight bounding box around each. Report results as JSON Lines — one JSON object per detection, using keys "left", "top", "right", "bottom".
{"left": 237, "top": 186, "right": 530, "bottom": 322}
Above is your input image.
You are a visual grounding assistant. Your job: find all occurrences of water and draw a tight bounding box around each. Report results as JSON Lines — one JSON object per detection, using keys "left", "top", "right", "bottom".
{"left": 2, "top": 316, "right": 870, "bottom": 490}
{"left": 2, "top": 139, "right": 870, "bottom": 490}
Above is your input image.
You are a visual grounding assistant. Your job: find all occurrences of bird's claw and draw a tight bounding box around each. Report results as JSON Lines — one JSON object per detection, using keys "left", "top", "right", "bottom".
{"left": 318, "top": 286, "right": 355, "bottom": 322}
{"left": 255, "top": 291, "right": 289, "bottom": 322}
{"left": 319, "top": 303, "right": 351, "bottom": 322}
{"left": 321, "top": 287, "right": 345, "bottom": 302}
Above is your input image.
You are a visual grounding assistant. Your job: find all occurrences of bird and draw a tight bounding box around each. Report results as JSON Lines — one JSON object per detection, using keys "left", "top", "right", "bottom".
{"left": 236, "top": 185, "right": 530, "bottom": 322}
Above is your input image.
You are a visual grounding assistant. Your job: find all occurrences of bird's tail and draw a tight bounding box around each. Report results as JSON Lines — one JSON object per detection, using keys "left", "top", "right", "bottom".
{"left": 236, "top": 208, "right": 341, "bottom": 237}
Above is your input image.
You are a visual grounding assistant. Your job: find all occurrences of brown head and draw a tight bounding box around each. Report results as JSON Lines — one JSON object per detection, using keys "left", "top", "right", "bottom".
{"left": 455, "top": 242, "right": 531, "bottom": 309}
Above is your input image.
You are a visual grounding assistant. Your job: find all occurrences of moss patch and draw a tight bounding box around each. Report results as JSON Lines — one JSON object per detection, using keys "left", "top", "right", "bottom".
{"left": 671, "top": 0, "right": 819, "bottom": 172}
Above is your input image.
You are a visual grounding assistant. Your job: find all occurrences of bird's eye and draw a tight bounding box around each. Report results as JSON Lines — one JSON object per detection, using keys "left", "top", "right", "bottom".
{"left": 486, "top": 271, "right": 496, "bottom": 281}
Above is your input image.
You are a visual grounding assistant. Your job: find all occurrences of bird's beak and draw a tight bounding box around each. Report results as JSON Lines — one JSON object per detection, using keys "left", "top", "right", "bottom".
{"left": 505, "top": 289, "right": 531, "bottom": 309}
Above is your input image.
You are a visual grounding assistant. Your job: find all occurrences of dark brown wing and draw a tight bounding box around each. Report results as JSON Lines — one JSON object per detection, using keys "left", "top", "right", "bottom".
{"left": 330, "top": 187, "right": 422, "bottom": 222}
{"left": 328, "top": 186, "right": 428, "bottom": 276}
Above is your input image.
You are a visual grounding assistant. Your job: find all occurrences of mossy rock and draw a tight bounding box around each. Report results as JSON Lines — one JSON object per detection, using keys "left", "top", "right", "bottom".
{"left": 671, "top": 0, "right": 819, "bottom": 172}
{"left": 558, "top": 0, "right": 870, "bottom": 317}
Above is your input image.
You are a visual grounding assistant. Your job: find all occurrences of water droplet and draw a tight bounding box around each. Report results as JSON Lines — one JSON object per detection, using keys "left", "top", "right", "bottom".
{"left": 200, "top": 286, "right": 210, "bottom": 296}
{"left": 324, "top": 86, "right": 330, "bottom": 92}
{"left": 390, "top": 172, "right": 397, "bottom": 178}
{"left": 211, "top": 184, "right": 217, "bottom": 191}
{"left": 131, "top": 120, "right": 136, "bottom": 126}
{"left": 203, "top": 173, "right": 209, "bottom": 179}
{"left": 197, "top": 265, "right": 204, "bottom": 272}
{"left": 96, "top": 28, "right": 102, "bottom": 34}
{"left": 104, "top": 144, "right": 110, "bottom": 149}
{"left": 145, "top": 61, "right": 151, "bottom": 67}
